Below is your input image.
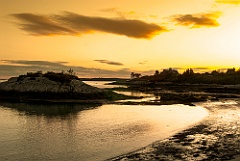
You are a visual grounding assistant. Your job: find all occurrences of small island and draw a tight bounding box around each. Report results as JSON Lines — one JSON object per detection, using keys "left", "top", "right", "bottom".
{"left": 0, "top": 70, "right": 128, "bottom": 103}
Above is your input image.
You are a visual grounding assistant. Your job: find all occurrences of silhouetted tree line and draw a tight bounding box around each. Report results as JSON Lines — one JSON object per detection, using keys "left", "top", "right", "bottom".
{"left": 136, "top": 68, "right": 240, "bottom": 85}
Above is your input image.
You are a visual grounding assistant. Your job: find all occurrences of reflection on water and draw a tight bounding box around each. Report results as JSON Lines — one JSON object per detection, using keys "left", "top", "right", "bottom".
{"left": 0, "top": 79, "right": 7, "bottom": 83}
{"left": 84, "top": 81, "right": 156, "bottom": 102}
{"left": 114, "top": 91, "right": 154, "bottom": 97}
{"left": 0, "top": 102, "right": 101, "bottom": 118}
{"left": 0, "top": 103, "right": 208, "bottom": 161}
{"left": 114, "top": 91, "right": 158, "bottom": 102}
{"left": 83, "top": 81, "right": 127, "bottom": 89}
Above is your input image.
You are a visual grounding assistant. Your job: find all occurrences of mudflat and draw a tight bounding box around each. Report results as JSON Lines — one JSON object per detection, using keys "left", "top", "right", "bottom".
{"left": 109, "top": 100, "right": 240, "bottom": 161}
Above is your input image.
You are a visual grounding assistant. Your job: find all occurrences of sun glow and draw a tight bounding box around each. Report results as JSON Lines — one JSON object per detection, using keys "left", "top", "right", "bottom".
{"left": 1, "top": 0, "right": 240, "bottom": 78}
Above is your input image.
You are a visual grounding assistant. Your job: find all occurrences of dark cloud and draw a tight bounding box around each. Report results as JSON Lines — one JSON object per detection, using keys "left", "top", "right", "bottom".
{"left": 10, "top": 12, "right": 168, "bottom": 39}
{"left": 0, "top": 60, "right": 129, "bottom": 78}
{"left": 2, "top": 60, "right": 67, "bottom": 67}
{"left": 11, "top": 13, "right": 78, "bottom": 36}
{"left": 191, "top": 67, "right": 212, "bottom": 73}
{"left": 193, "top": 67, "right": 210, "bottom": 70}
{"left": 94, "top": 60, "right": 123, "bottom": 66}
{"left": 172, "top": 12, "right": 222, "bottom": 28}
{"left": 139, "top": 61, "right": 148, "bottom": 65}
{"left": 215, "top": 0, "right": 240, "bottom": 5}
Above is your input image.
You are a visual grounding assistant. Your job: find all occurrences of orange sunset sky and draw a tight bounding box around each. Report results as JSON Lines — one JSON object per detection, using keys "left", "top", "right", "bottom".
{"left": 1, "top": 0, "right": 240, "bottom": 78}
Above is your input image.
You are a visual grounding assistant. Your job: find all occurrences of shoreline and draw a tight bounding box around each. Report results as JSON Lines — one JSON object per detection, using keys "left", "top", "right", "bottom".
{"left": 108, "top": 99, "right": 240, "bottom": 161}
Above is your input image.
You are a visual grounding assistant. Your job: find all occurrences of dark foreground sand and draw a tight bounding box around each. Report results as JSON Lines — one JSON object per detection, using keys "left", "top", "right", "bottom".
{"left": 108, "top": 100, "right": 240, "bottom": 161}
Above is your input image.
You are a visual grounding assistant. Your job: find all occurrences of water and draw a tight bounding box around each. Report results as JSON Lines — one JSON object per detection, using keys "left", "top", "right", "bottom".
{"left": 0, "top": 79, "right": 7, "bottom": 83}
{"left": 0, "top": 103, "right": 208, "bottom": 161}
{"left": 83, "top": 81, "right": 126, "bottom": 89}
{"left": 84, "top": 81, "right": 157, "bottom": 102}
{"left": 0, "top": 81, "right": 209, "bottom": 161}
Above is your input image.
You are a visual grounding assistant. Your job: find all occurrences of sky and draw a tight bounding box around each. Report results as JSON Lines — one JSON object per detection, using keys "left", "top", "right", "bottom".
{"left": 1, "top": 0, "right": 240, "bottom": 78}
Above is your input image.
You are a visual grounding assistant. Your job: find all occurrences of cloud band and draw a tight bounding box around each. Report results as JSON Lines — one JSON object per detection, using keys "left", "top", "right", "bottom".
{"left": 94, "top": 60, "right": 123, "bottom": 66}
{"left": 172, "top": 12, "right": 222, "bottom": 28}
{"left": 11, "top": 12, "right": 168, "bottom": 39}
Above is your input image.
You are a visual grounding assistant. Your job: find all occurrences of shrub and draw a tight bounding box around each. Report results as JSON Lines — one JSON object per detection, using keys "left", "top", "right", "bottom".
{"left": 16, "top": 71, "right": 79, "bottom": 84}
{"left": 43, "top": 72, "right": 79, "bottom": 84}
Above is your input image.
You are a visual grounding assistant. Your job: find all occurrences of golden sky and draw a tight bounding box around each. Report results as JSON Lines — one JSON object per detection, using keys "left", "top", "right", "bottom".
{"left": 1, "top": 0, "right": 240, "bottom": 78}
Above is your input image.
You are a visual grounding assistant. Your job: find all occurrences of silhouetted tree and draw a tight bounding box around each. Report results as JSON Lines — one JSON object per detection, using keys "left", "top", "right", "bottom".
{"left": 67, "top": 68, "right": 74, "bottom": 75}
{"left": 131, "top": 72, "right": 141, "bottom": 79}
{"left": 226, "top": 68, "right": 235, "bottom": 74}
{"left": 183, "top": 68, "right": 194, "bottom": 76}
{"left": 211, "top": 70, "right": 219, "bottom": 75}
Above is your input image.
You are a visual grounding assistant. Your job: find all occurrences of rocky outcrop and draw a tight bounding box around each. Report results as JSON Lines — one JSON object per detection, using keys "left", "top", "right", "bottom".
{"left": 0, "top": 76, "right": 123, "bottom": 102}
{"left": 0, "top": 76, "right": 103, "bottom": 93}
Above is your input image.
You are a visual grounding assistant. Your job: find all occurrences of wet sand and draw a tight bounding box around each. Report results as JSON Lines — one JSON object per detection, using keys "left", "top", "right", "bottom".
{"left": 108, "top": 99, "right": 240, "bottom": 161}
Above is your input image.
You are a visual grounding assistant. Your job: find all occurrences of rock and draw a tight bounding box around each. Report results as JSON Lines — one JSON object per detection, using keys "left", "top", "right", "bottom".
{"left": 0, "top": 75, "right": 124, "bottom": 102}
{"left": 0, "top": 76, "right": 103, "bottom": 93}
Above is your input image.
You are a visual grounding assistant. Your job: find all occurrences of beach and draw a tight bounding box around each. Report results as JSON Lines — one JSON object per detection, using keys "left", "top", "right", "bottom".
{"left": 109, "top": 99, "right": 240, "bottom": 161}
